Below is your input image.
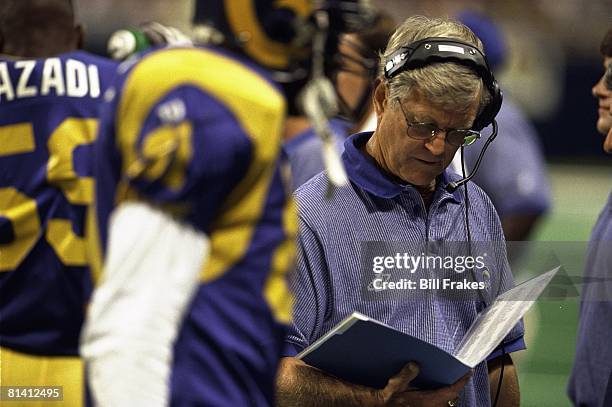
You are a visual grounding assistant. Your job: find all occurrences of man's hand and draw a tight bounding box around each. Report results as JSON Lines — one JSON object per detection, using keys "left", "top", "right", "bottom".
{"left": 379, "top": 362, "right": 472, "bottom": 407}
{"left": 276, "top": 357, "right": 471, "bottom": 407}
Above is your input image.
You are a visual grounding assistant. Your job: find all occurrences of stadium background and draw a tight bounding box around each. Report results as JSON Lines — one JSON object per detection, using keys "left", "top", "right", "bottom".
{"left": 76, "top": 0, "right": 611, "bottom": 405}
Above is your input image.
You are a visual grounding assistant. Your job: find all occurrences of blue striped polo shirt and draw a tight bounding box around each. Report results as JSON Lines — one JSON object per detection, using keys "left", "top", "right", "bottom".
{"left": 286, "top": 131, "right": 525, "bottom": 406}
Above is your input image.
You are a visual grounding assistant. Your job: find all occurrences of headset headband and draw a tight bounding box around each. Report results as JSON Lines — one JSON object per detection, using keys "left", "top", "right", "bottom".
{"left": 383, "top": 37, "right": 502, "bottom": 131}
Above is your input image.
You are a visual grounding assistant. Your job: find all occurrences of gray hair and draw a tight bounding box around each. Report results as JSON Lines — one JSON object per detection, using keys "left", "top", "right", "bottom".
{"left": 380, "top": 15, "right": 491, "bottom": 116}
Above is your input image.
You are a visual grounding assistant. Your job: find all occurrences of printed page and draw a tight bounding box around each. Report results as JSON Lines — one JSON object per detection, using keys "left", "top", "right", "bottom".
{"left": 455, "top": 267, "right": 559, "bottom": 367}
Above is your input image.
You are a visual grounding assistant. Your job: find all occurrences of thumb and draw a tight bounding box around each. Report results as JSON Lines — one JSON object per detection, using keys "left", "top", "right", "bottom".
{"left": 385, "top": 362, "right": 420, "bottom": 393}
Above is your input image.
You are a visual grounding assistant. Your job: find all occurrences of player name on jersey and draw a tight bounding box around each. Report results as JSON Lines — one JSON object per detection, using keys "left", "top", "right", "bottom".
{"left": 0, "top": 58, "right": 101, "bottom": 102}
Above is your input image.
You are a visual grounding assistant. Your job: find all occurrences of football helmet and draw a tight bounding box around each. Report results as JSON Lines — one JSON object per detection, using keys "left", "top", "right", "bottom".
{"left": 193, "top": 0, "right": 376, "bottom": 113}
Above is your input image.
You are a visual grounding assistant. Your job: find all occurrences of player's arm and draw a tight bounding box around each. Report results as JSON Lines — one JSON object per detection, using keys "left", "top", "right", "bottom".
{"left": 84, "top": 48, "right": 288, "bottom": 406}
{"left": 488, "top": 354, "right": 520, "bottom": 407}
{"left": 277, "top": 357, "right": 471, "bottom": 407}
{"left": 81, "top": 203, "right": 209, "bottom": 407}
{"left": 81, "top": 64, "right": 214, "bottom": 407}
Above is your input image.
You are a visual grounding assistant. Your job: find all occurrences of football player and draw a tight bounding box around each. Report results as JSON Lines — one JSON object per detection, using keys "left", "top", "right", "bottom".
{"left": 80, "top": 1, "right": 372, "bottom": 406}
{"left": 0, "top": 0, "right": 117, "bottom": 405}
{"left": 284, "top": 10, "right": 396, "bottom": 189}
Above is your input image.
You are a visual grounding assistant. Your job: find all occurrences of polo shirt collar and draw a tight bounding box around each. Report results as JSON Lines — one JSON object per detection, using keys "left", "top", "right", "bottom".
{"left": 342, "top": 131, "right": 462, "bottom": 203}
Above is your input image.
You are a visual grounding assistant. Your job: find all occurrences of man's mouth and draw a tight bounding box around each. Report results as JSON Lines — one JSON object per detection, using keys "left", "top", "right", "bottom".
{"left": 415, "top": 158, "right": 443, "bottom": 166}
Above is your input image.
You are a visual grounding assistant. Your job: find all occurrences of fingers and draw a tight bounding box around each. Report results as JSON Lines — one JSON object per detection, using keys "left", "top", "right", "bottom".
{"left": 385, "top": 362, "right": 420, "bottom": 393}
{"left": 381, "top": 362, "right": 420, "bottom": 405}
{"left": 384, "top": 367, "right": 472, "bottom": 406}
{"left": 447, "top": 370, "right": 472, "bottom": 393}
{"left": 417, "top": 370, "right": 472, "bottom": 403}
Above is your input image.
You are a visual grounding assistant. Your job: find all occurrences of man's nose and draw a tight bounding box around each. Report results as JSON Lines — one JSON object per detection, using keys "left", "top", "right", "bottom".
{"left": 424, "top": 130, "right": 447, "bottom": 156}
{"left": 593, "top": 76, "right": 610, "bottom": 98}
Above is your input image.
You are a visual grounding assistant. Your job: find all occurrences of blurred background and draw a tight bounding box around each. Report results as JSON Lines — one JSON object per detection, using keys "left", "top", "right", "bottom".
{"left": 76, "top": 0, "right": 612, "bottom": 161}
{"left": 74, "top": 0, "right": 611, "bottom": 405}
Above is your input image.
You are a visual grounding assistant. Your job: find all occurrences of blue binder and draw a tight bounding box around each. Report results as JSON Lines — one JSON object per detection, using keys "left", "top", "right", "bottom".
{"left": 298, "top": 313, "right": 470, "bottom": 389}
{"left": 298, "top": 267, "right": 560, "bottom": 390}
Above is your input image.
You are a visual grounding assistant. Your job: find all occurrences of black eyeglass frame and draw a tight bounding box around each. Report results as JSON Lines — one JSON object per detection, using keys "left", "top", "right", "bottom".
{"left": 395, "top": 98, "right": 481, "bottom": 147}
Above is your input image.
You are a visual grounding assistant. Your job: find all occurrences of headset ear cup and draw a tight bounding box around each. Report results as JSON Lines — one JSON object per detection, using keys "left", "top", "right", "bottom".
{"left": 474, "top": 79, "right": 502, "bottom": 131}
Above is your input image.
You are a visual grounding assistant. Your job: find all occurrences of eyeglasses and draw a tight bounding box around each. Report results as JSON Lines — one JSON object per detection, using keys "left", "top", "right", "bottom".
{"left": 396, "top": 98, "right": 481, "bottom": 147}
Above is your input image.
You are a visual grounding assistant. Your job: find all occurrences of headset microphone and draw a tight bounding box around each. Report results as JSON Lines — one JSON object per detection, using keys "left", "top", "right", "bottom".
{"left": 446, "top": 119, "right": 499, "bottom": 193}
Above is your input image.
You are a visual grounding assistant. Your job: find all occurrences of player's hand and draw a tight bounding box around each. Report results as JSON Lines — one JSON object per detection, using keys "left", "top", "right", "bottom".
{"left": 378, "top": 362, "right": 472, "bottom": 406}
{"left": 139, "top": 21, "right": 192, "bottom": 47}
{"left": 107, "top": 21, "right": 192, "bottom": 61}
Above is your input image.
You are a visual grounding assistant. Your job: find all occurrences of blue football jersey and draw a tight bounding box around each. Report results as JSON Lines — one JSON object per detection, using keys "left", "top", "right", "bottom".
{"left": 94, "top": 46, "right": 296, "bottom": 406}
{"left": 0, "top": 51, "right": 117, "bottom": 356}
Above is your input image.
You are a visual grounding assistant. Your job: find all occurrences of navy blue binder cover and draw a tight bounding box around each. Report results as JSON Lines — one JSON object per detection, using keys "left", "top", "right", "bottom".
{"left": 298, "top": 313, "right": 470, "bottom": 389}
{"left": 298, "top": 268, "right": 560, "bottom": 390}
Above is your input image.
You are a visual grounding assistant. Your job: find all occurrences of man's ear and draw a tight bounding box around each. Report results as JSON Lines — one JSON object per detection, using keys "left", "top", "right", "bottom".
{"left": 373, "top": 79, "right": 388, "bottom": 121}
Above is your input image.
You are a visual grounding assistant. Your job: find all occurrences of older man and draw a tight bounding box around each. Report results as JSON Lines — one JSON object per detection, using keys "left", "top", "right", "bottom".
{"left": 567, "top": 27, "right": 612, "bottom": 407}
{"left": 277, "top": 16, "right": 525, "bottom": 407}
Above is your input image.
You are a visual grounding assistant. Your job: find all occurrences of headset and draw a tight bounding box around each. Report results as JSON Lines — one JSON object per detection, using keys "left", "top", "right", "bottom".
{"left": 384, "top": 37, "right": 502, "bottom": 130}
{"left": 382, "top": 37, "right": 502, "bottom": 194}
{"left": 384, "top": 37, "right": 506, "bottom": 407}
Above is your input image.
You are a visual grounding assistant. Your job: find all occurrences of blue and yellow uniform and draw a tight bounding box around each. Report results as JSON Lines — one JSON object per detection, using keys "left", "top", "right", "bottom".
{"left": 94, "top": 46, "right": 296, "bottom": 405}
{"left": 0, "top": 51, "right": 116, "bottom": 405}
